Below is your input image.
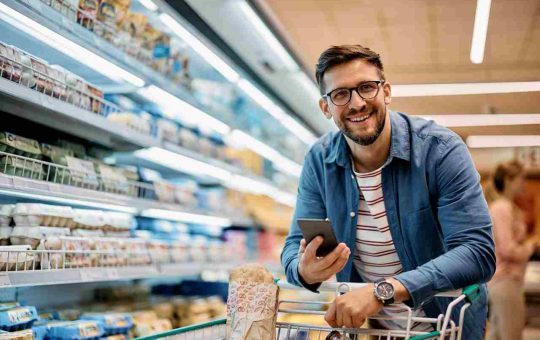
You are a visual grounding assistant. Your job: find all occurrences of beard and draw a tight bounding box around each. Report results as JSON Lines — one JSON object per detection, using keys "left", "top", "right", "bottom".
{"left": 340, "top": 106, "right": 386, "bottom": 146}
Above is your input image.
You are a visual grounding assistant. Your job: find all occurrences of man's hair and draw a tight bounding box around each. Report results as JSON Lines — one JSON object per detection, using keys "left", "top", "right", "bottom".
{"left": 315, "top": 45, "right": 385, "bottom": 95}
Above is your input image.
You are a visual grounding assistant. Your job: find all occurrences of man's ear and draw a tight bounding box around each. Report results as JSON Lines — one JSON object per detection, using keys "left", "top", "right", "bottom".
{"left": 383, "top": 82, "right": 392, "bottom": 105}
{"left": 319, "top": 98, "right": 332, "bottom": 119}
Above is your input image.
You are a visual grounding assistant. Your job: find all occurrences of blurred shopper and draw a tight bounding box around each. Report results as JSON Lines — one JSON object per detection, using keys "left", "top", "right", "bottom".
{"left": 485, "top": 160, "right": 535, "bottom": 340}
{"left": 281, "top": 45, "right": 495, "bottom": 340}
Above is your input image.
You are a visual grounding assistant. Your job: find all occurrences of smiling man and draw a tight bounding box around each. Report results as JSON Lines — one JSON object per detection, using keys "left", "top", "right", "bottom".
{"left": 281, "top": 45, "right": 495, "bottom": 339}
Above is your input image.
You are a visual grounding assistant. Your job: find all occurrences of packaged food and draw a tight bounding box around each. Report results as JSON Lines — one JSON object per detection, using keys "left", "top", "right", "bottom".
{"left": 0, "top": 43, "right": 22, "bottom": 83}
{"left": 94, "top": 0, "right": 131, "bottom": 42}
{"left": 77, "top": 0, "right": 99, "bottom": 29}
{"left": 72, "top": 209, "right": 105, "bottom": 230}
{"left": 0, "top": 157, "right": 44, "bottom": 181}
{"left": 32, "top": 321, "right": 49, "bottom": 340}
{"left": 95, "top": 164, "right": 130, "bottom": 195}
{"left": 87, "top": 84, "right": 104, "bottom": 114}
{"left": 169, "top": 241, "right": 189, "bottom": 263}
{"left": 107, "top": 113, "right": 152, "bottom": 135}
{"left": 156, "top": 119, "right": 178, "bottom": 144}
{"left": 51, "top": 0, "right": 79, "bottom": 22}
{"left": 0, "top": 133, "right": 41, "bottom": 159}
{"left": 46, "top": 320, "right": 104, "bottom": 340}
{"left": 177, "top": 127, "right": 199, "bottom": 150}
{"left": 102, "top": 212, "right": 133, "bottom": 232}
{"left": 0, "top": 303, "right": 19, "bottom": 312}
{"left": 57, "top": 140, "right": 86, "bottom": 159}
{"left": 117, "top": 13, "right": 147, "bottom": 58}
{"left": 153, "top": 181, "right": 175, "bottom": 203}
{"left": 10, "top": 226, "right": 69, "bottom": 249}
{"left": 147, "top": 240, "right": 169, "bottom": 264}
{"left": 0, "top": 205, "right": 13, "bottom": 227}
{"left": 58, "top": 69, "right": 91, "bottom": 111}
{"left": 226, "top": 264, "right": 278, "bottom": 339}
{"left": 44, "top": 236, "right": 92, "bottom": 268}
{"left": 91, "top": 237, "right": 120, "bottom": 266}
{"left": 119, "top": 238, "right": 150, "bottom": 266}
{"left": 12, "top": 204, "right": 73, "bottom": 228}
{"left": 47, "top": 66, "right": 68, "bottom": 100}
{"left": 20, "top": 55, "right": 53, "bottom": 95}
{"left": 0, "top": 306, "right": 38, "bottom": 332}
{"left": 41, "top": 144, "right": 73, "bottom": 184}
{"left": 71, "top": 229, "right": 103, "bottom": 237}
{"left": 63, "top": 157, "right": 99, "bottom": 189}
{"left": 80, "top": 313, "right": 132, "bottom": 335}
{"left": 0, "top": 329, "right": 34, "bottom": 340}
{"left": 0, "top": 245, "right": 36, "bottom": 271}
{"left": 0, "top": 227, "right": 12, "bottom": 246}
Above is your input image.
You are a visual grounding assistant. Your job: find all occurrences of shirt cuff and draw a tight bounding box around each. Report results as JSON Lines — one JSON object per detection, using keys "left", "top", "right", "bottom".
{"left": 297, "top": 265, "right": 322, "bottom": 293}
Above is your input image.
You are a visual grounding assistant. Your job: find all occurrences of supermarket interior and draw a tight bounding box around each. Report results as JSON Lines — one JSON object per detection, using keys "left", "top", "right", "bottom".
{"left": 0, "top": 0, "right": 539, "bottom": 339}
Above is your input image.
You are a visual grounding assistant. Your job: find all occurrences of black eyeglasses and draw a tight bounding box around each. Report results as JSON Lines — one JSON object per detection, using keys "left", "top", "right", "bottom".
{"left": 323, "top": 80, "right": 385, "bottom": 106}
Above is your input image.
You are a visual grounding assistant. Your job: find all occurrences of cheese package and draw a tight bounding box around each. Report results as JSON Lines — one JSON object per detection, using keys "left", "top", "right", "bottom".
{"left": 226, "top": 264, "right": 278, "bottom": 340}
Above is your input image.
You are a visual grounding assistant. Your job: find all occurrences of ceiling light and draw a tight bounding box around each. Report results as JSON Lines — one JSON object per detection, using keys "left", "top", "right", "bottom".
{"left": 417, "top": 114, "right": 540, "bottom": 127}
{"left": 0, "top": 3, "right": 144, "bottom": 86}
{"left": 237, "top": 79, "right": 317, "bottom": 145}
{"left": 229, "top": 130, "right": 302, "bottom": 178}
{"left": 470, "top": 0, "right": 492, "bottom": 64}
{"left": 138, "top": 0, "right": 158, "bottom": 11}
{"left": 141, "top": 209, "right": 232, "bottom": 226}
{"left": 466, "top": 135, "right": 540, "bottom": 148}
{"left": 159, "top": 13, "right": 240, "bottom": 83}
{"left": 236, "top": 1, "right": 298, "bottom": 71}
{"left": 134, "top": 147, "right": 233, "bottom": 182}
{"left": 392, "top": 82, "right": 540, "bottom": 97}
{"left": 137, "top": 85, "right": 231, "bottom": 135}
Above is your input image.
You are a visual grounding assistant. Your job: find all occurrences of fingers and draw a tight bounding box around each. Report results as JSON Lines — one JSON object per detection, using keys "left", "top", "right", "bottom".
{"left": 342, "top": 312, "right": 354, "bottom": 329}
{"left": 300, "top": 239, "right": 306, "bottom": 252}
{"left": 318, "top": 243, "right": 350, "bottom": 269}
{"left": 352, "top": 314, "right": 365, "bottom": 328}
{"left": 325, "top": 301, "right": 337, "bottom": 328}
{"left": 304, "top": 236, "right": 323, "bottom": 260}
{"left": 317, "top": 248, "right": 350, "bottom": 279}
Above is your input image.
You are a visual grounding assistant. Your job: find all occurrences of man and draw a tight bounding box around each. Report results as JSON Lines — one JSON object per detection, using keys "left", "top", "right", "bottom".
{"left": 281, "top": 45, "right": 495, "bottom": 339}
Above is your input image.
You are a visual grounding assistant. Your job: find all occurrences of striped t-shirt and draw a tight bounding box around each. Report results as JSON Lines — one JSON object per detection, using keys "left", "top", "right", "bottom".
{"left": 353, "top": 166, "right": 432, "bottom": 332}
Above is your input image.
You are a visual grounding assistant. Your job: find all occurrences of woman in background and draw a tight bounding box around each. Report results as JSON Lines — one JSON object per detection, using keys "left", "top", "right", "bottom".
{"left": 485, "top": 160, "right": 535, "bottom": 340}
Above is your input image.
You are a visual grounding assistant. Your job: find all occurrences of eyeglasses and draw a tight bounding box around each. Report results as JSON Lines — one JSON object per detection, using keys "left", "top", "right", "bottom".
{"left": 323, "top": 80, "right": 385, "bottom": 106}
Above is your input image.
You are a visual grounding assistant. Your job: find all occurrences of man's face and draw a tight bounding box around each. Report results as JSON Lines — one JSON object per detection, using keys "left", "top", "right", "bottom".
{"left": 319, "top": 59, "right": 391, "bottom": 146}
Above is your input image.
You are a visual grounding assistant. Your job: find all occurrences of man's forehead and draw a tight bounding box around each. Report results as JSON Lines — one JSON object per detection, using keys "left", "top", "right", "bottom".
{"left": 323, "top": 59, "right": 380, "bottom": 88}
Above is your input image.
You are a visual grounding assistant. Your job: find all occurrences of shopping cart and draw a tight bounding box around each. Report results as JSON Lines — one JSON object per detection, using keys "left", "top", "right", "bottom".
{"left": 135, "top": 280, "right": 481, "bottom": 340}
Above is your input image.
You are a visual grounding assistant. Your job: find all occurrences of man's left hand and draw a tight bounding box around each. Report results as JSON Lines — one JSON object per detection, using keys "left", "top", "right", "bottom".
{"left": 324, "top": 284, "right": 383, "bottom": 328}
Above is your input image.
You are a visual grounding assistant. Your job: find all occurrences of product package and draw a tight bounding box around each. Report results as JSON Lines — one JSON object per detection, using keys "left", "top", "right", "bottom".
{"left": 226, "top": 264, "right": 278, "bottom": 340}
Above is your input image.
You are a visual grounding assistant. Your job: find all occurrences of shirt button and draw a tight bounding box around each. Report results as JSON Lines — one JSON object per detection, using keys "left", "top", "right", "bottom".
{"left": 351, "top": 174, "right": 355, "bottom": 179}
{"left": 350, "top": 212, "right": 355, "bottom": 217}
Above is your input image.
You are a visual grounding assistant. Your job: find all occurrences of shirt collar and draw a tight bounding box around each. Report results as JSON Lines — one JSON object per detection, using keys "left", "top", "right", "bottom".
{"left": 324, "top": 110, "right": 411, "bottom": 166}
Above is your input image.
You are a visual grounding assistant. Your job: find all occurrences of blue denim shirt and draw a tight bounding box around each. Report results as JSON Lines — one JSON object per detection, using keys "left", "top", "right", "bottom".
{"left": 281, "top": 111, "right": 495, "bottom": 339}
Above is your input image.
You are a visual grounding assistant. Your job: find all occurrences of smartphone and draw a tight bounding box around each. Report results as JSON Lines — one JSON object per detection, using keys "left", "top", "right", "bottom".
{"left": 297, "top": 218, "right": 339, "bottom": 257}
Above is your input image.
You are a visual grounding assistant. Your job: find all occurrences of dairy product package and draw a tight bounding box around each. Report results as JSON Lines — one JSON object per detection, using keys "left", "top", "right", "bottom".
{"left": 12, "top": 203, "right": 74, "bottom": 228}
{"left": 80, "top": 313, "right": 132, "bottom": 335}
{"left": 46, "top": 320, "right": 104, "bottom": 340}
{"left": 0, "top": 306, "right": 38, "bottom": 331}
{"left": 0, "top": 205, "right": 14, "bottom": 227}
{"left": 0, "top": 43, "right": 22, "bottom": 83}
{"left": 0, "top": 132, "right": 42, "bottom": 159}
{"left": 77, "top": 0, "right": 99, "bottom": 29}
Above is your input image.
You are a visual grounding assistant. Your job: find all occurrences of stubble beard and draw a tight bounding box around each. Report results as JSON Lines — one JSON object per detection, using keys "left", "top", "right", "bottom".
{"left": 341, "top": 107, "right": 386, "bottom": 146}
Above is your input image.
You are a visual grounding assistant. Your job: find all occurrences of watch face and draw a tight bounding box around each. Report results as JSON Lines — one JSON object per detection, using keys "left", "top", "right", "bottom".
{"left": 376, "top": 282, "right": 394, "bottom": 299}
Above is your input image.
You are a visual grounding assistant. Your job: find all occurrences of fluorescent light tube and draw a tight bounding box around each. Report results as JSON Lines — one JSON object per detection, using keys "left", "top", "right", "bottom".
{"left": 134, "top": 147, "right": 233, "bottom": 182}
{"left": 392, "top": 82, "right": 540, "bottom": 97}
{"left": 0, "top": 189, "right": 138, "bottom": 213}
{"left": 466, "top": 135, "right": 540, "bottom": 148}
{"left": 470, "top": 0, "right": 492, "bottom": 64}
{"left": 236, "top": 1, "right": 298, "bottom": 71}
{"left": 273, "top": 191, "right": 296, "bottom": 207}
{"left": 229, "top": 130, "right": 302, "bottom": 178}
{"left": 138, "top": 85, "right": 231, "bottom": 135}
{"left": 416, "top": 114, "right": 540, "bottom": 127}
{"left": 0, "top": 3, "right": 144, "bottom": 86}
{"left": 228, "top": 174, "right": 296, "bottom": 207}
{"left": 141, "top": 209, "right": 232, "bottom": 226}
{"left": 159, "top": 13, "right": 240, "bottom": 83}
{"left": 237, "top": 79, "right": 317, "bottom": 145}
{"left": 138, "top": 0, "right": 158, "bottom": 11}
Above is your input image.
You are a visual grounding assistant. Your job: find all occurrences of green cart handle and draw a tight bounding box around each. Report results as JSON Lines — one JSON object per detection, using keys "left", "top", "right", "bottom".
{"left": 462, "top": 284, "right": 481, "bottom": 303}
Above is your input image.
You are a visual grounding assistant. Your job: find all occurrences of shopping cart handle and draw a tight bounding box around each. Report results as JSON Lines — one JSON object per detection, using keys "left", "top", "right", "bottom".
{"left": 462, "top": 284, "right": 480, "bottom": 303}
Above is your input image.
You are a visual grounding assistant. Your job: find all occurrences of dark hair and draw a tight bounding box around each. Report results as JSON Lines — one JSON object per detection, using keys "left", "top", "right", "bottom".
{"left": 315, "top": 45, "right": 385, "bottom": 95}
{"left": 484, "top": 160, "right": 524, "bottom": 204}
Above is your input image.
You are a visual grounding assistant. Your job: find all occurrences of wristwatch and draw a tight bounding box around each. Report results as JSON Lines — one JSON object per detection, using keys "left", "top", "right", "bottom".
{"left": 373, "top": 279, "right": 395, "bottom": 305}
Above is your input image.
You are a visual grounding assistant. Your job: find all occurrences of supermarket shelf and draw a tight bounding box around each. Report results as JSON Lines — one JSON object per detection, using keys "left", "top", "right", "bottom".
{"left": 0, "top": 77, "right": 159, "bottom": 150}
{"left": 0, "top": 262, "right": 242, "bottom": 288}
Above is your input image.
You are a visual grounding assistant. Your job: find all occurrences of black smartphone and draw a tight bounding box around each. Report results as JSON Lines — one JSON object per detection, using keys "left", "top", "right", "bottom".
{"left": 297, "top": 218, "right": 339, "bottom": 257}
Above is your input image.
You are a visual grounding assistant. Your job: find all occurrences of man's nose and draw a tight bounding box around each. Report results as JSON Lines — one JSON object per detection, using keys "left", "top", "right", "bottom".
{"left": 348, "top": 90, "right": 367, "bottom": 110}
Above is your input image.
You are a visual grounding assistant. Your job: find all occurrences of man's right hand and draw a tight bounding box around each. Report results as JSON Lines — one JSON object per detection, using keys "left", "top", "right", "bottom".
{"left": 298, "top": 236, "right": 351, "bottom": 285}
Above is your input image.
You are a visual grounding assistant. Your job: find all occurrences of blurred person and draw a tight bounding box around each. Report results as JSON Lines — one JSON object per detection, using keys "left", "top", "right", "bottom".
{"left": 281, "top": 45, "right": 495, "bottom": 340}
{"left": 485, "top": 160, "right": 535, "bottom": 340}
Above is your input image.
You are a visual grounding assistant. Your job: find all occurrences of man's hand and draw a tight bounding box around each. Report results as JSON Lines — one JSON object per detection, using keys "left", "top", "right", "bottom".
{"left": 325, "top": 285, "right": 383, "bottom": 328}
{"left": 298, "top": 236, "right": 350, "bottom": 285}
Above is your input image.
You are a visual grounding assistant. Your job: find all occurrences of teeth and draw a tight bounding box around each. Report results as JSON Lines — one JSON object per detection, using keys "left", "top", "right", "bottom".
{"left": 349, "top": 114, "right": 370, "bottom": 122}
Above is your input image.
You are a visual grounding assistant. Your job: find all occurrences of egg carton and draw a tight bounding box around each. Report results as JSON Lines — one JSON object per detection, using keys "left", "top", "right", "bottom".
{"left": 46, "top": 320, "right": 105, "bottom": 340}
{"left": 71, "top": 210, "right": 106, "bottom": 230}
{"left": 10, "top": 226, "right": 70, "bottom": 249}
{"left": 12, "top": 204, "right": 74, "bottom": 228}
{"left": 0, "top": 157, "right": 45, "bottom": 181}
{"left": 80, "top": 313, "right": 133, "bottom": 336}
{"left": 0, "top": 329, "right": 34, "bottom": 340}
{"left": 118, "top": 239, "right": 150, "bottom": 266}
{"left": 0, "top": 206, "right": 13, "bottom": 227}
{"left": 0, "top": 245, "right": 36, "bottom": 271}
{"left": 0, "top": 307, "right": 38, "bottom": 332}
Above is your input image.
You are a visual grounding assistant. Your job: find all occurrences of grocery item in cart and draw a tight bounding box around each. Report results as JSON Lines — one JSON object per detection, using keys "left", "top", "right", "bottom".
{"left": 46, "top": 320, "right": 104, "bottom": 340}
{"left": 0, "top": 306, "right": 38, "bottom": 332}
{"left": 12, "top": 203, "right": 74, "bottom": 228}
{"left": 0, "top": 133, "right": 42, "bottom": 159}
{"left": 0, "top": 205, "right": 14, "bottom": 227}
{"left": 51, "top": 0, "right": 79, "bottom": 22}
{"left": 80, "top": 313, "right": 132, "bottom": 336}
{"left": 20, "top": 54, "right": 53, "bottom": 95}
{"left": 226, "top": 264, "right": 278, "bottom": 340}
{"left": 0, "top": 43, "right": 22, "bottom": 83}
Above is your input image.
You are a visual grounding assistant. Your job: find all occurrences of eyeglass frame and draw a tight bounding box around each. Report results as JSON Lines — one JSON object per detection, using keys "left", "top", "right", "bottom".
{"left": 322, "top": 80, "right": 386, "bottom": 106}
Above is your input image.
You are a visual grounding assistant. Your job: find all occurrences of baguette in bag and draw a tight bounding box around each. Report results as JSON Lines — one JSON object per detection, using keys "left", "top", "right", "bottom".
{"left": 226, "top": 264, "right": 278, "bottom": 340}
